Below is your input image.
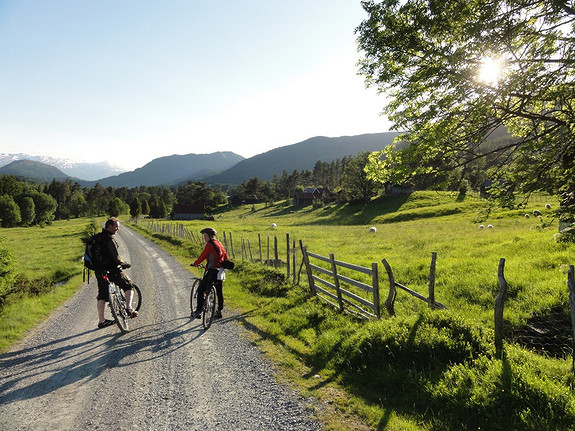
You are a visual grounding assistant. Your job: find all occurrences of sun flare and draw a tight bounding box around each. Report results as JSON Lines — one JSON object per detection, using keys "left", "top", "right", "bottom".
{"left": 478, "top": 57, "right": 503, "bottom": 84}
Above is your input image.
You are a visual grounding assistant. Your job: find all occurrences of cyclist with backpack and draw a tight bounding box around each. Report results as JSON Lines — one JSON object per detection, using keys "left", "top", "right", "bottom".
{"left": 92, "top": 217, "right": 138, "bottom": 328}
{"left": 190, "top": 227, "right": 228, "bottom": 319}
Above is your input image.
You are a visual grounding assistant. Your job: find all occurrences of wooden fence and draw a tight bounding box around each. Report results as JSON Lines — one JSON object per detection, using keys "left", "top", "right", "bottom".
{"left": 134, "top": 219, "right": 302, "bottom": 282}
{"left": 495, "top": 260, "right": 575, "bottom": 368}
{"left": 381, "top": 252, "right": 447, "bottom": 316}
{"left": 300, "top": 241, "right": 381, "bottom": 319}
{"left": 134, "top": 219, "right": 575, "bottom": 366}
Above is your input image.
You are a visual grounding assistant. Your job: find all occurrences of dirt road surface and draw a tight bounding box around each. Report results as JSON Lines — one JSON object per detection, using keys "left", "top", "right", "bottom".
{"left": 0, "top": 226, "right": 321, "bottom": 430}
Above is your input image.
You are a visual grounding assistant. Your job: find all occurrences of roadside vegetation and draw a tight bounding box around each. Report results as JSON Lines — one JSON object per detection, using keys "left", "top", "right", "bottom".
{"left": 1, "top": 191, "right": 574, "bottom": 430}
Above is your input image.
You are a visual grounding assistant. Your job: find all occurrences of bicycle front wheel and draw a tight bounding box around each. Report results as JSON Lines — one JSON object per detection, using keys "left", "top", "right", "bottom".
{"left": 202, "top": 285, "right": 217, "bottom": 330}
{"left": 109, "top": 285, "right": 130, "bottom": 333}
{"left": 190, "top": 279, "right": 200, "bottom": 317}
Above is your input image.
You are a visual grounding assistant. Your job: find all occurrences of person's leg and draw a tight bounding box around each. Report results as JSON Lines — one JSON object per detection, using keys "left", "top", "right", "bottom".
{"left": 97, "top": 299, "right": 106, "bottom": 322}
{"left": 215, "top": 281, "right": 223, "bottom": 311}
{"left": 195, "top": 279, "right": 207, "bottom": 314}
{"left": 113, "top": 272, "right": 138, "bottom": 317}
{"left": 95, "top": 272, "right": 113, "bottom": 327}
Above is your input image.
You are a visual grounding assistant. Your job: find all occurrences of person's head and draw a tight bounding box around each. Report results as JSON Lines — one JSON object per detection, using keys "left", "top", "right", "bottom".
{"left": 200, "top": 227, "right": 216, "bottom": 242}
{"left": 105, "top": 217, "right": 120, "bottom": 234}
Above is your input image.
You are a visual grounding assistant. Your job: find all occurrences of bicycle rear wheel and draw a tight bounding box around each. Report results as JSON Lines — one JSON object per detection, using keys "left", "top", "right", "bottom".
{"left": 124, "top": 284, "right": 142, "bottom": 312}
{"left": 202, "top": 285, "right": 217, "bottom": 330}
{"left": 190, "top": 279, "right": 200, "bottom": 317}
{"left": 109, "top": 285, "right": 130, "bottom": 333}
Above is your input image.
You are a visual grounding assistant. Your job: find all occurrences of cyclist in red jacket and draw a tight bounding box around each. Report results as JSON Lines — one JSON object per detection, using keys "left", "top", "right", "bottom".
{"left": 190, "top": 227, "right": 228, "bottom": 319}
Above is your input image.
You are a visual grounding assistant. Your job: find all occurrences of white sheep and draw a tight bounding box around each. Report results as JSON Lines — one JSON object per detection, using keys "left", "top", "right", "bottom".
{"left": 524, "top": 214, "right": 530, "bottom": 219}
{"left": 545, "top": 203, "right": 552, "bottom": 209}
{"left": 488, "top": 224, "right": 493, "bottom": 229}
{"left": 533, "top": 210, "right": 542, "bottom": 217}
{"left": 271, "top": 223, "right": 277, "bottom": 228}
{"left": 479, "top": 225, "right": 485, "bottom": 229}
{"left": 369, "top": 226, "right": 377, "bottom": 233}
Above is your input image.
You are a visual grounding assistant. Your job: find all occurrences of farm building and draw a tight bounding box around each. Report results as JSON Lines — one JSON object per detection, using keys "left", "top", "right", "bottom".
{"left": 172, "top": 204, "right": 205, "bottom": 220}
{"left": 294, "top": 187, "right": 332, "bottom": 206}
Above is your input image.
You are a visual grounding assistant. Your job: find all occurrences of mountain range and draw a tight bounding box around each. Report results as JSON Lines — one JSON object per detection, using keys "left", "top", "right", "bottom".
{"left": 0, "top": 132, "right": 398, "bottom": 187}
{"left": 0, "top": 153, "right": 124, "bottom": 180}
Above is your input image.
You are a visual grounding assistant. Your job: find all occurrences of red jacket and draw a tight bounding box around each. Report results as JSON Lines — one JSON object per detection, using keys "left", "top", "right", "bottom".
{"left": 193, "top": 239, "right": 228, "bottom": 270}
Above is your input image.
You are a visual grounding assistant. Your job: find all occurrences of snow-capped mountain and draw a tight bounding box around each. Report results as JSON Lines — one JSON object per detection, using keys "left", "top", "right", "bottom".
{"left": 0, "top": 153, "right": 125, "bottom": 181}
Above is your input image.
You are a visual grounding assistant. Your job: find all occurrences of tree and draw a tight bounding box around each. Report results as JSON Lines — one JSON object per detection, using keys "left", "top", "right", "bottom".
{"left": 25, "top": 192, "right": 57, "bottom": 225}
{"left": 357, "top": 0, "right": 575, "bottom": 220}
{"left": 341, "top": 152, "right": 381, "bottom": 203}
{"left": 176, "top": 182, "right": 226, "bottom": 212}
{"left": 107, "top": 197, "right": 126, "bottom": 217}
{"left": 19, "top": 196, "right": 35, "bottom": 226}
{"left": 0, "top": 195, "right": 21, "bottom": 227}
{"left": 130, "top": 196, "right": 142, "bottom": 218}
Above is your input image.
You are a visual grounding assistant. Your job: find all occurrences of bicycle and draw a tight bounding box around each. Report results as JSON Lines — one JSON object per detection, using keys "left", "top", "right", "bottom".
{"left": 102, "top": 268, "right": 142, "bottom": 334}
{"left": 189, "top": 264, "right": 220, "bottom": 330}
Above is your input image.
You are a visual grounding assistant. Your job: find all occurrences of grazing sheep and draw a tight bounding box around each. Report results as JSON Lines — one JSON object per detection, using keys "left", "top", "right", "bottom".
{"left": 369, "top": 226, "right": 377, "bottom": 233}
{"left": 479, "top": 225, "right": 485, "bottom": 229}
{"left": 545, "top": 203, "right": 552, "bottom": 209}
{"left": 488, "top": 224, "right": 493, "bottom": 229}
{"left": 533, "top": 210, "right": 542, "bottom": 217}
{"left": 524, "top": 214, "right": 530, "bottom": 219}
{"left": 271, "top": 223, "right": 277, "bottom": 228}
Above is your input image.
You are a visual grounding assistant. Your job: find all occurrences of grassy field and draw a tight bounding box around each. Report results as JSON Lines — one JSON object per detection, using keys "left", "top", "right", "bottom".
{"left": 1, "top": 192, "right": 574, "bottom": 430}
{"left": 0, "top": 218, "right": 93, "bottom": 351}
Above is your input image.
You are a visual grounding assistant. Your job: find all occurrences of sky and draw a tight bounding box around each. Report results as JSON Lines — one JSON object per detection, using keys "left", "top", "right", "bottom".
{"left": 0, "top": 1, "right": 392, "bottom": 171}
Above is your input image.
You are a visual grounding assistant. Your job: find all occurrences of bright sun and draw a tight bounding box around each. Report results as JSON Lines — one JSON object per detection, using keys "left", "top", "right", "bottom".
{"left": 478, "top": 57, "right": 503, "bottom": 84}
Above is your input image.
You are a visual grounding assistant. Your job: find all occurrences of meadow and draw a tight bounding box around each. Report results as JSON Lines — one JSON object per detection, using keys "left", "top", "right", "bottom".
{"left": 1, "top": 191, "right": 574, "bottom": 430}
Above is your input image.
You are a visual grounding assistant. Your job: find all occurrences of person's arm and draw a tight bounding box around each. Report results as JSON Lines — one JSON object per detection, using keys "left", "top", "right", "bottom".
{"left": 193, "top": 244, "right": 212, "bottom": 266}
{"left": 104, "top": 238, "right": 127, "bottom": 268}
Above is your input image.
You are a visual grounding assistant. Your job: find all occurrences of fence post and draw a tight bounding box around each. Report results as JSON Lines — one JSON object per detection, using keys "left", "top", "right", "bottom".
{"left": 286, "top": 233, "right": 290, "bottom": 279}
{"left": 258, "top": 233, "right": 262, "bottom": 263}
{"left": 329, "top": 253, "right": 344, "bottom": 313}
{"left": 381, "top": 259, "right": 396, "bottom": 317}
{"left": 300, "top": 240, "right": 315, "bottom": 294}
{"left": 267, "top": 236, "right": 270, "bottom": 266}
{"left": 229, "top": 232, "right": 235, "bottom": 259}
{"left": 274, "top": 236, "right": 279, "bottom": 268}
{"left": 568, "top": 265, "right": 575, "bottom": 371}
{"left": 428, "top": 252, "right": 437, "bottom": 309}
{"left": 292, "top": 239, "right": 297, "bottom": 283}
{"left": 495, "top": 257, "right": 507, "bottom": 359}
{"left": 372, "top": 262, "right": 381, "bottom": 319}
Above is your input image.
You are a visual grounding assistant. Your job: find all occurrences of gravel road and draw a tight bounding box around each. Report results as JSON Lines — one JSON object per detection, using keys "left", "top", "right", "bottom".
{"left": 0, "top": 226, "right": 321, "bottom": 430}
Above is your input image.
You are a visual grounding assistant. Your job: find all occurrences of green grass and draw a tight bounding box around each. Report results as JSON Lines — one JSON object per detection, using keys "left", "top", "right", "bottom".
{"left": 0, "top": 217, "right": 104, "bottom": 351}
{"left": 1, "top": 193, "right": 574, "bottom": 430}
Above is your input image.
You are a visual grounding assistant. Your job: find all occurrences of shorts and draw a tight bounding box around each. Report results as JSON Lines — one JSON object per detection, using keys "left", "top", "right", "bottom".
{"left": 95, "top": 270, "right": 134, "bottom": 301}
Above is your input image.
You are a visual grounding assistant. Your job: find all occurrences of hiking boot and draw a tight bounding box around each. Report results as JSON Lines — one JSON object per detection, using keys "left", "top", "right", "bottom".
{"left": 126, "top": 307, "right": 138, "bottom": 318}
{"left": 214, "top": 310, "right": 222, "bottom": 319}
{"left": 191, "top": 311, "right": 201, "bottom": 319}
{"left": 98, "top": 319, "right": 114, "bottom": 328}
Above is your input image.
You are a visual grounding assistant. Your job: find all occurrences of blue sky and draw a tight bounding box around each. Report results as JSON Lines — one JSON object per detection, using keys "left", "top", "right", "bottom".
{"left": 0, "top": 1, "right": 391, "bottom": 170}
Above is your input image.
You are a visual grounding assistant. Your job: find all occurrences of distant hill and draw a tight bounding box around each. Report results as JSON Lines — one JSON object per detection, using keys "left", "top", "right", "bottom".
{"left": 204, "top": 132, "right": 399, "bottom": 184}
{"left": 0, "top": 153, "right": 125, "bottom": 180}
{"left": 93, "top": 152, "right": 245, "bottom": 187}
{"left": 0, "top": 160, "right": 73, "bottom": 182}
{"left": 0, "top": 133, "right": 400, "bottom": 187}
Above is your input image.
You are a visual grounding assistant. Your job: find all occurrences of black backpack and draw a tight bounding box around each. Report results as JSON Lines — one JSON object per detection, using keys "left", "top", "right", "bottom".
{"left": 83, "top": 233, "right": 108, "bottom": 270}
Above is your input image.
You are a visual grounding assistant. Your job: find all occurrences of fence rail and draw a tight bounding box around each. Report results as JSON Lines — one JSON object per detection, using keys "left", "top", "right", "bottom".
{"left": 301, "top": 241, "right": 380, "bottom": 319}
